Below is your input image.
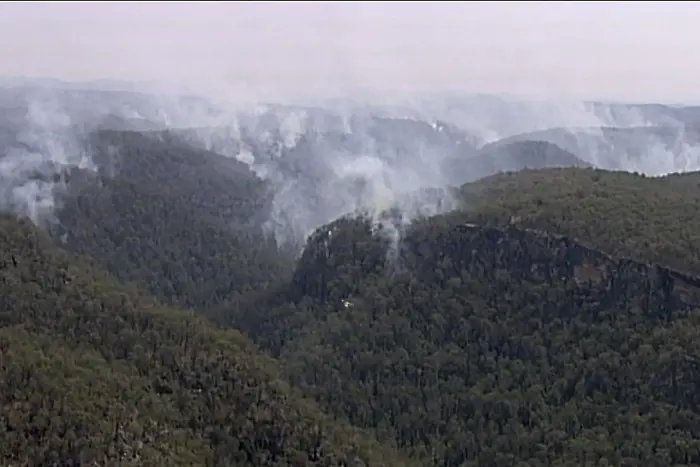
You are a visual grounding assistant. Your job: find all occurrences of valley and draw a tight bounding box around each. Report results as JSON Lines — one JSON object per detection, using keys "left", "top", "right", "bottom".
{"left": 3, "top": 83, "right": 700, "bottom": 466}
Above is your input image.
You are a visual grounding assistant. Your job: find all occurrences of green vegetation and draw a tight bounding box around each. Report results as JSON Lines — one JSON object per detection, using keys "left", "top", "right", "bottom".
{"left": 223, "top": 208, "right": 700, "bottom": 466}
{"left": 221, "top": 168, "right": 700, "bottom": 466}
{"left": 5, "top": 125, "right": 700, "bottom": 467}
{"left": 0, "top": 215, "right": 414, "bottom": 466}
{"left": 460, "top": 167, "right": 700, "bottom": 271}
{"left": 53, "top": 130, "right": 290, "bottom": 310}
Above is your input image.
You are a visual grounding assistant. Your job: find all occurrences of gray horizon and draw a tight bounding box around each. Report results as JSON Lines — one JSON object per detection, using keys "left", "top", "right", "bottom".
{"left": 1, "top": 1, "right": 700, "bottom": 104}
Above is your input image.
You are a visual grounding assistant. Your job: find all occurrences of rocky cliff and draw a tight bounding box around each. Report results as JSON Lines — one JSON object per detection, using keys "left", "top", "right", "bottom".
{"left": 294, "top": 213, "right": 700, "bottom": 321}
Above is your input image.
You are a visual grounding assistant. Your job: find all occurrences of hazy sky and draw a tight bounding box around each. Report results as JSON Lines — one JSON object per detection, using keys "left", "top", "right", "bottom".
{"left": 2, "top": 1, "right": 700, "bottom": 103}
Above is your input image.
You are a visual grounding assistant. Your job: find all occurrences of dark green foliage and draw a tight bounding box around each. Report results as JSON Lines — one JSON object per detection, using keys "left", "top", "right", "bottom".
{"left": 0, "top": 215, "right": 414, "bottom": 466}
{"left": 227, "top": 208, "right": 700, "bottom": 466}
{"left": 10, "top": 149, "right": 700, "bottom": 467}
{"left": 51, "top": 130, "right": 292, "bottom": 310}
{"left": 460, "top": 167, "right": 700, "bottom": 271}
{"left": 209, "top": 168, "right": 700, "bottom": 466}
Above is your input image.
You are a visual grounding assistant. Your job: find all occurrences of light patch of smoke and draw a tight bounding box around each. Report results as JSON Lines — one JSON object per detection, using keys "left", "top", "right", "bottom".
{"left": 396, "top": 96, "right": 646, "bottom": 142}
{"left": 0, "top": 85, "right": 223, "bottom": 227}
{"left": 0, "top": 93, "right": 95, "bottom": 223}
{"left": 421, "top": 95, "right": 700, "bottom": 177}
{"left": 499, "top": 125, "right": 700, "bottom": 176}
{"left": 149, "top": 91, "right": 700, "bottom": 242}
{"left": 278, "top": 110, "right": 308, "bottom": 149}
{"left": 228, "top": 111, "right": 460, "bottom": 249}
{"left": 1, "top": 85, "right": 463, "bottom": 245}
{"left": 170, "top": 95, "right": 638, "bottom": 249}
{"left": 621, "top": 127, "right": 700, "bottom": 176}
{"left": 235, "top": 148, "right": 255, "bottom": 166}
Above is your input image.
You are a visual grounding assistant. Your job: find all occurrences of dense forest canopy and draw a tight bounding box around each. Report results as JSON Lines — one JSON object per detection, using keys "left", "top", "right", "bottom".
{"left": 0, "top": 214, "right": 416, "bottom": 466}
{"left": 212, "top": 171, "right": 700, "bottom": 466}
{"left": 5, "top": 85, "right": 700, "bottom": 465}
{"left": 459, "top": 168, "right": 700, "bottom": 271}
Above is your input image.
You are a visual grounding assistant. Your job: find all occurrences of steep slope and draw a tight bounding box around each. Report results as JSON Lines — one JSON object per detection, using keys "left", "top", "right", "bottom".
{"left": 46, "top": 115, "right": 477, "bottom": 309}
{"left": 0, "top": 214, "right": 416, "bottom": 467}
{"left": 210, "top": 168, "right": 700, "bottom": 466}
{"left": 222, "top": 209, "right": 700, "bottom": 467}
{"left": 49, "top": 129, "right": 290, "bottom": 310}
{"left": 173, "top": 114, "right": 477, "bottom": 243}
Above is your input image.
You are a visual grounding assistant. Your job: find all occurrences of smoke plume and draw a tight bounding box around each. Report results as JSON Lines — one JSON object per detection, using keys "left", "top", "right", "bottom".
{"left": 0, "top": 88, "right": 94, "bottom": 223}
{"left": 169, "top": 94, "right": 700, "bottom": 250}
{"left": 3, "top": 80, "right": 700, "bottom": 252}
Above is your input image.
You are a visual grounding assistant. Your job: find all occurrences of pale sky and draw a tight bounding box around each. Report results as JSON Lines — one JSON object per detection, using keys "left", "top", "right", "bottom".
{"left": 1, "top": 1, "right": 700, "bottom": 103}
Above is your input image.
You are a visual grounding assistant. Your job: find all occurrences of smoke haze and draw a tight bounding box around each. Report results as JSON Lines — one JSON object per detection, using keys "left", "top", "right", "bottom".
{"left": 2, "top": 2, "right": 700, "bottom": 247}
{"left": 3, "top": 2, "right": 700, "bottom": 103}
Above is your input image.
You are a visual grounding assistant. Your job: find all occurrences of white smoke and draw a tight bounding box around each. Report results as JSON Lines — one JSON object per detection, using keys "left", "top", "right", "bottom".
{"left": 230, "top": 110, "right": 462, "bottom": 248}
{"left": 0, "top": 84, "right": 221, "bottom": 224}
{"left": 0, "top": 91, "right": 95, "bottom": 223}
{"left": 418, "top": 94, "right": 700, "bottom": 176}
{"left": 107, "top": 89, "right": 700, "bottom": 251}
{"left": 3, "top": 80, "right": 700, "bottom": 252}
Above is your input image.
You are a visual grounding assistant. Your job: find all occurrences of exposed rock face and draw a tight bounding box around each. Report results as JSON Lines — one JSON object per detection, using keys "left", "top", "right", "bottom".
{"left": 430, "top": 224, "right": 700, "bottom": 319}
{"left": 294, "top": 214, "right": 700, "bottom": 320}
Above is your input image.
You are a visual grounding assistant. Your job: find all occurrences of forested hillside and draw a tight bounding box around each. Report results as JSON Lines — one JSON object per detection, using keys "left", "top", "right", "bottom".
{"left": 460, "top": 168, "right": 700, "bottom": 271}
{"left": 50, "top": 129, "right": 291, "bottom": 310}
{"left": 206, "top": 168, "right": 700, "bottom": 466}
{"left": 0, "top": 214, "right": 416, "bottom": 466}
{"left": 6, "top": 115, "right": 700, "bottom": 467}
{"left": 218, "top": 203, "right": 700, "bottom": 466}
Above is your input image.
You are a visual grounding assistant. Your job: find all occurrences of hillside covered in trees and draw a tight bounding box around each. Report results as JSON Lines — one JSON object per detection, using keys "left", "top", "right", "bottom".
{"left": 0, "top": 214, "right": 416, "bottom": 466}
{"left": 218, "top": 169, "right": 700, "bottom": 466}
{"left": 5, "top": 113, "right": 700, "bottom": 466}
{"left": 459, "top": 168, "right": 700, "bottom": 272}
{"left": 50, "top": 129, "right": 290, "bottom": 311}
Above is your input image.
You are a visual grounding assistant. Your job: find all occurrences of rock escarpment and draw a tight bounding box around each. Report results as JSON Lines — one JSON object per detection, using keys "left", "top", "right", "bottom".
{"left": 295, "top": 213, "right": 700, "bottom": 321}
